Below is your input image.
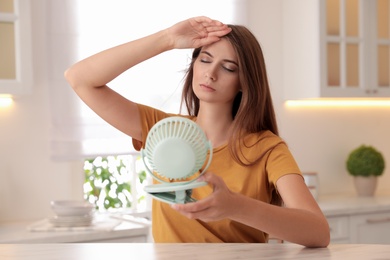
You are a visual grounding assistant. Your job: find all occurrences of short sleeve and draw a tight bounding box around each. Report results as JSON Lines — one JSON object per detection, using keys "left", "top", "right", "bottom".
{"left": 266, "top": 142, "right": 302, "bottom": 187}
{"left": 131, "top": 104, "right": 171, "bottom": 151}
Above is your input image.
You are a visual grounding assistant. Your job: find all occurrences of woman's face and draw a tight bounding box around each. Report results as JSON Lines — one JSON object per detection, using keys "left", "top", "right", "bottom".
{"left": 192, "top": 39, "right": 240, "bottom": 106}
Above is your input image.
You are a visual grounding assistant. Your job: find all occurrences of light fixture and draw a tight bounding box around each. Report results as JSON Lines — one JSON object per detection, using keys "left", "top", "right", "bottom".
{"left": 285, "top": 99, "right": 390, "bottom": 108}
{"left": 0, "top": 96, "right": 13, "bottom": 108}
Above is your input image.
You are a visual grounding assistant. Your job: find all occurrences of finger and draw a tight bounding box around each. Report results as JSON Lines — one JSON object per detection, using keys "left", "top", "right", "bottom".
{"left": 203, "top": 24, "right": 230, "bottom": 33}
{"left": 198, "top": 17, "right": 225, "bottom": 27}
{"left": 192, "top": 16, "right": 228, "bottom": 29}
{"left": 171, "top": 200, "right": 213, "bottom": 220}
{"left": 171, "top": 198, "right": 210, "bottom": 213}
{"left": 195, "top": 17, "right": 231, "bottom": 36}
{"left": 208, "top": 27, "right": 232, "bottom": 37}
{"left": 200, "top": 172, "right": 224, "bottom": 191}
{"left": 193, "top": 16, "right": 214, "bottom": 24}
{"left": 196, "top": 29, "right": 231, "bottom": 47}
{"left": 183, "top": 208, "right": 215, "bottom": 222}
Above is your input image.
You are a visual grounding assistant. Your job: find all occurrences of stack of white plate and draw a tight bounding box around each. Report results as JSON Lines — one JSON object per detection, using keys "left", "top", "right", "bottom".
{"left": 49, "top": 200, "right": 95, "bottom": 227}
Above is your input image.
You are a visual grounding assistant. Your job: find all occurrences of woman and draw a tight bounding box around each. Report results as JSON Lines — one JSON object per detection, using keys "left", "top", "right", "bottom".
{"left": 65, "top": 16, "right": 330, "bottom": 247}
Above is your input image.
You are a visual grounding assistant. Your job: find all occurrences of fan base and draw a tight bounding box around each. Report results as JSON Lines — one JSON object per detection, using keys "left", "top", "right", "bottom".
{"left": 144, "top": 181, "right": 207, "bottom": 204}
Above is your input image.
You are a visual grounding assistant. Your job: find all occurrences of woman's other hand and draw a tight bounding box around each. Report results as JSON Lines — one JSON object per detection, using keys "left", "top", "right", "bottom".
{"left": 166, "top": 16, "right": 232, "bottom": 50}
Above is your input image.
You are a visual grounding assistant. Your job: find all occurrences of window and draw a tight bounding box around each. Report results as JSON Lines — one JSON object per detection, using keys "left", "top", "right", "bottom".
{"left": 49, "top": 0, "right": 241, "bottom": 160}
{"left": 83, "top": 155, "right": 150, "bottom": 212}
{"left": 47, "top": 0, "right": 244, "bottom": 211}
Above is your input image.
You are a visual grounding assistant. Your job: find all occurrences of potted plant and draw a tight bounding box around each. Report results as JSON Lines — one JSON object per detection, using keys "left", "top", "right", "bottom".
{"left": 346, "top": 145, "right": 385, "bottom": 196}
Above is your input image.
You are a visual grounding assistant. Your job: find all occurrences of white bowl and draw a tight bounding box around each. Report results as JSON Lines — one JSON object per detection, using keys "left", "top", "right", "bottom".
{"left": 50, "top": 200, "right": 94, "bottom": 217}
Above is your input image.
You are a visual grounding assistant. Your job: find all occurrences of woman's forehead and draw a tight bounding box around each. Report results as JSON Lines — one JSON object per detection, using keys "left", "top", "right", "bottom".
{"left": 201, "top": 39, "right": 237, "bottom": 61}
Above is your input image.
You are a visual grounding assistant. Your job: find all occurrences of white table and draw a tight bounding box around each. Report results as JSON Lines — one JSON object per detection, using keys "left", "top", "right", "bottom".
{"left": 0, "top": 243, "right": 389, "bottom": 260}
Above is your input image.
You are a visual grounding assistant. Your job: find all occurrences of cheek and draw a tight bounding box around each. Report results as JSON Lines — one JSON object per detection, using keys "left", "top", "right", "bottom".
{"left": 192, "top": 63, "right": 203, "bottom": 79}
{"left": 226, "top": 77, "right": 240, "bottom": 93}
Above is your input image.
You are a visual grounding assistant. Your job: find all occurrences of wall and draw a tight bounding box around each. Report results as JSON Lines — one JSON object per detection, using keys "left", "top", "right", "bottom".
{"left": 246, "top": 0, "right": 390, "bottom": 196}
{"left": 0, "top": 0, "right": 83, "bottom": 222}
{"left": 0, "top": 0, "right": 389, "bottom": 222}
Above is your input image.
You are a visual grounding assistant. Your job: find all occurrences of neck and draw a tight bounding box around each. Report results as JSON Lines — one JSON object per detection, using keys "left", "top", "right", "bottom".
{"left": 196, "top": 105, "right": 233, "bottom": 148}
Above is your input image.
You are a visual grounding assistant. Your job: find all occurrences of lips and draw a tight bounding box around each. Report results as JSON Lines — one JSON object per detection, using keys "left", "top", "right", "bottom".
{"left": 200, "top": 84, "right": 215, "bottom": 91}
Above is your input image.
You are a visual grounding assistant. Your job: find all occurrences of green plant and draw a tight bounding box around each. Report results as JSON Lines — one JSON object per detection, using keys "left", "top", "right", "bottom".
{"left": 83, "top": 155, "right": 147, "bottom": 211}
{"left": 346, "top": 145, "right": 385, "bottom": 177}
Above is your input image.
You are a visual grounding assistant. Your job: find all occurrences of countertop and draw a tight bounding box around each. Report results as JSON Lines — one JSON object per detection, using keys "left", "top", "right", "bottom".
{"left": 2, "top": 194, "right": 390, "bottom": 244}
{"left": 317, "top": 193, "right": 390, "bottom": 216}
{"left": 1, "top": 243, "right": 389, "bottom": 259}
{"left": 0, "top": 214, "right": 151, "bottom": 243}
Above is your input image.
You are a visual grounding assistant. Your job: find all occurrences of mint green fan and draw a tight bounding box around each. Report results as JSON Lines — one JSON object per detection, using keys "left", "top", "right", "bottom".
{"left": 141, "top": 117, "right": 213, "bottom": 204}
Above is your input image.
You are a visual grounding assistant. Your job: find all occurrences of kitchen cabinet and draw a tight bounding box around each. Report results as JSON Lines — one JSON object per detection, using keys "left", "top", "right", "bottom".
{"left": 0, "top": 0, "right": 33, "bottom": 95}
{"left": 319, "top": 194, "right": 390, "bottom": 244}
{"left": 327, "top": 216, "right": 350, "bottom": 243}
{"left": 349, "top": 211, "right": 390, "bottom": 244}
{"left": 283, "top": 0, "right": 390, "bottom": 99}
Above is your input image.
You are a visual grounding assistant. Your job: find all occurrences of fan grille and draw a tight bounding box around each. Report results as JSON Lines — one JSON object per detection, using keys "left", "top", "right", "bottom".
{"left": 143, "top": 117, "right": 210, "bottom": 181}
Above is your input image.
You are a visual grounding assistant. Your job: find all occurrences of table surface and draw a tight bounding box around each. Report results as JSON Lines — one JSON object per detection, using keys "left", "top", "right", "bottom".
{"left": 1, "top": 243, "right": 390, "bottom": 260}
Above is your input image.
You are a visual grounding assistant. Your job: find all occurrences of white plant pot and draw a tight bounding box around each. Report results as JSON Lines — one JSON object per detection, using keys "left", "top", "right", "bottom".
{"left": 354, "top": 176, "right": 378, "bottom": 197}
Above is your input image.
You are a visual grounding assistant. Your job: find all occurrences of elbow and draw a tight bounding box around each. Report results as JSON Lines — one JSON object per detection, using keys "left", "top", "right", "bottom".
{"left": 64, "top": 67, "right": 76, "bottom": 90}
{"left": 64, "top": 66, "right": 83, "bottom": 91}
{"left": 319, "top": 218, "right": 331, "bottom": 248}
{"left": 303, "top": 236, "right": 330, "bottom": 249}
{"left": 310, "top": 213, "right": 331, "bottom": 248}
{"left": 306, "top": 223, "right": 331, "bottom": 248}
{"left": 321, "top": 229, "right": 331, "bottom": 248}
{"left": 314, "top": 234, "right": 330, "bottom": 248}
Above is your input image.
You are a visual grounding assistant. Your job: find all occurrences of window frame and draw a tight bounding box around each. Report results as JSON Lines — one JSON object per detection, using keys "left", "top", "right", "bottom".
{"left": 0, "top": 0, "right": 33, "bottom": 95}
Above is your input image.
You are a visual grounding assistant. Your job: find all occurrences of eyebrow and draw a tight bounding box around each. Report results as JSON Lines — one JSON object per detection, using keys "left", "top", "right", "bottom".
{"left": 200, "top": 51, "right": 238, "bottom": 66}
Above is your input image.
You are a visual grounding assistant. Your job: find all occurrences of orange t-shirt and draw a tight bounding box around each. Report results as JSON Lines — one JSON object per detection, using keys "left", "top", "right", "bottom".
{"left": 132, "top": 104, "right": 302, "bottom": 243}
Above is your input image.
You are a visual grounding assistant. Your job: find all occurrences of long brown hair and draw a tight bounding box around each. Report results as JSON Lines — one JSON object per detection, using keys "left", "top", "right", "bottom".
{"left": 181, "top": 25, "right": 279, "bottom": 166}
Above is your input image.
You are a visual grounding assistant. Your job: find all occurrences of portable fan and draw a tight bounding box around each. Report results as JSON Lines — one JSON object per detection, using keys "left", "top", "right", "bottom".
{"left": 140, "top": 117, "right": 213, "bottom": 204}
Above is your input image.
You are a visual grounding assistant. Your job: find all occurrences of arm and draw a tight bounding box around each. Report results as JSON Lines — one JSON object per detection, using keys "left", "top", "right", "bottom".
{"left": 64, "top": 16, "right": 231, "bottom": 140}
{"left": 172, "top": 173, "right": 330, "bottom": 248}
{"left": 233, "top": 174, "right": 330, "bottom": 247}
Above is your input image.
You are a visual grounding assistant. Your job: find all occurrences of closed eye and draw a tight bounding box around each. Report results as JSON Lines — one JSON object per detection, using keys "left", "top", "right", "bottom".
{"left": 199, "top": 51, "right": 238, "bottom": 72}
{"left": 223, "top": 66, "right": 236, "bottom": 72}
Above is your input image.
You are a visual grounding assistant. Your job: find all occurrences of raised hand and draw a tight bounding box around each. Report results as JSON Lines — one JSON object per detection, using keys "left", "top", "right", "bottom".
{"left": 166, "top": 16, "right": 232, "bottom": 49}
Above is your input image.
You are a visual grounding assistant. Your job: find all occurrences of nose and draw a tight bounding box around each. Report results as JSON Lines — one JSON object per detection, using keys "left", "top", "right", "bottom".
{"left": 205, "top": 67, "right": 217, "bottom": 81}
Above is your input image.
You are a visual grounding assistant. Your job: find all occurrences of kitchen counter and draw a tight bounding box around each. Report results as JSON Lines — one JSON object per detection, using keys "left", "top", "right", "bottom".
{"left": 1, "top": 243, "right": 389, "bottom": 259}
{"left": 3, "top": 195, "right": 390, "bottom": 244}
{"left": 0, "top": 214, "right": 151, "bottom": 243}
{"left": 318, "top": 193, "right": 390, "bottom": 216}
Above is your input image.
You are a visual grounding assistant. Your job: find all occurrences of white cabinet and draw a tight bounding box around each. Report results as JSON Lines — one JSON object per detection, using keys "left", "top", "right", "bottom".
{"left": 0, "top": 0, "right": 33, "bottom": 95}
{"left": 283, "top": 0, "right": 390, "bottom": 99}
{"left": 327, "top": 216, "right": 350, "bottom": 244}
{"left": 349, "top": 211, "right": 390, "bottom": 244}
{"left": 319, "top": 194, "right": 390, "bottom": 244}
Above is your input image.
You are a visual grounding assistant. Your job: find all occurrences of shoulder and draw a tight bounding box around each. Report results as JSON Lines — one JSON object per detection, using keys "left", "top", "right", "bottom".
{"left": 246, "top": 132, "right": 301, "bottom": 180}
{"left": 137, "top": 103, "right": 195, "bottom": 127}
{"left": 133, "top": 104, "right": 195, "bottom": 150}
{"left": 233, "top": 130, "right": 289, "bottom": 163}
{"left": 243, "top": 130, "right": 286, "bottom": 150}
